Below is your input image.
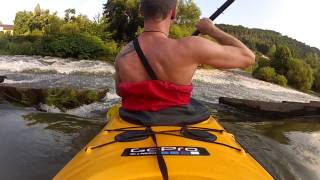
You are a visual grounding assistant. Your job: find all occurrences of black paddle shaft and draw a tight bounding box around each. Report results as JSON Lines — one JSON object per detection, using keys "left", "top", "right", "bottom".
{"left": 192, "top": 0, "right": 235, "bottom": 36}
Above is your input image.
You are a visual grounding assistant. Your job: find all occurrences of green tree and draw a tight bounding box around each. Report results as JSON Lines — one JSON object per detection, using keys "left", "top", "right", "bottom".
{"left": 34, "top": 4, "right": 41, "bottom": 16}
{"left": 271, "top": 46, "right": 292, "bottom": 75}
{"left": 267, "top": 44, "right": 277, "bottom": 57}
{"left": 305, "top": 53, "right": 319, "bottom": 69}
{"left": 14, "top": 11, "right": 33, "bottom": 35}
{"left": 44, "top": 12, "right": 63, "bottom": 34}
{"left": 286, "top": 59, "right": 313, "bottom": 90}
{"left": 170, "top": 24, "right": 194, "bottom": 39}
{"left": 64, "top": 9, "right": 76, "bottom": 23}
{"left": 27, "top": 4, "right": 53, "bottom": 33}
{"left": 74, "top": 14, "right": 92, "bottom": 33}
{"left": 313, "top": 70, "right": 320, "bottom": 92}
{"left": 169, "top": 0, "right": 201, "bottom": 38}
{"left": 92, "top": 13, "right": 110, "bottom": 40}
{"left": 103, "top": 0, "right": 143, "bottom": 42}
{"left": 14, "top": 5, "right": 62, "bottom": 35}
{"left": 175, "top": 0, "right": 201, "bottom": 26}
{"left": 102, "top": 0, "right": 201, "bottom": 41}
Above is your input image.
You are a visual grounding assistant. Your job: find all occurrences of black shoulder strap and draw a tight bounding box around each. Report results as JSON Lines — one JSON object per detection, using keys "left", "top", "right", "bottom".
{"left": 133, "top": 38, "right": 158, "bottom": 80}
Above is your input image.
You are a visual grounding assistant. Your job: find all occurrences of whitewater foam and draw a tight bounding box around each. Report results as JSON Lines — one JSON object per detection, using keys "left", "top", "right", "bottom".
{"left": 3, "top": 79, "right": 40, "bottom": 84}
{"left": 193, "top": 69, "right": 320, "bottom": 103}
{"left": 1, "top": 55, "right": 319, "bottom": 104}
{"left": 0, "top": 55, "right": 115, "bottom": 75}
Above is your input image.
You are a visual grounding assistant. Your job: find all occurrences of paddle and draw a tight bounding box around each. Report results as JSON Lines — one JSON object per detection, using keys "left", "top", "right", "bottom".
{"left": 192, "top": 0, "right": 236, "bottom": 36}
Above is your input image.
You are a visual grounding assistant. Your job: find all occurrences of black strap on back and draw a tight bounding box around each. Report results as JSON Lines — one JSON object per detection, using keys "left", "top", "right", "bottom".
{"left": 133, "top": 38, "right": 158, "bottom": 80}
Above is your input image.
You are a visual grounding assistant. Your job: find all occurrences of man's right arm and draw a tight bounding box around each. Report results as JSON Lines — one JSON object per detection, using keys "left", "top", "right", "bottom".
{"left": 184, "top": 18, "right": 255, "bottom": 69}
{"left": 114, "top": 41, "right": 134, "bottom": 96}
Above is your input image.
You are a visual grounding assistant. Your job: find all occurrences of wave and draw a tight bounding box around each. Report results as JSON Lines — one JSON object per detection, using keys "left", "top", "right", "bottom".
{"left": 38, "top": 92, "right": 121, "bottom": 119}
{"left": 193, "top": 69, "right": 320, "bottom": 103}
{"left": 0, "top": 55, "right": 115, "bottom": 75}
{"left": 1, "top": 55, "right": 319, "bottom": 106}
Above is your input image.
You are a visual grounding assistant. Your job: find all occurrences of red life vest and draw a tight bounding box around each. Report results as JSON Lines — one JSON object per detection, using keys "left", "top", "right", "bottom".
{"left": 119, "top": 80, "right": 192, "bottom": 111}
{"left": 118, "top": 38, "right": 193, "bottom": 112}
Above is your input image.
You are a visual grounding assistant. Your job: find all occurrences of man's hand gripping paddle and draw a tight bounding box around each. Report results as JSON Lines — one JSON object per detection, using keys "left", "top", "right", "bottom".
{"left": 192, "top": 0, "right": 235, "bottom": 36}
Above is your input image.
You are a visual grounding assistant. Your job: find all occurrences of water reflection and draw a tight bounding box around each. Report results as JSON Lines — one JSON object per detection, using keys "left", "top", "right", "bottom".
{"left": 23, "top": 113, "right": 104, "bottom": 134}
{"left": 0, "top": 102, "right": 103, "bottom": 180}
{"left": 1, "top": 99, "right": 320, "bottom": 180}
{"left": 213, "top": 107, "right": 320, "bottom": 180}
{"left": 254, "top": 120, "right": 320, "bottom": 144}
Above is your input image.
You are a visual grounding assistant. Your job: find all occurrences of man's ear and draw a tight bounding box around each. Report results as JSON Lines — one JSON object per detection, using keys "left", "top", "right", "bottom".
{"left": 171, "top": 7, "right": 177, "bottom": 20}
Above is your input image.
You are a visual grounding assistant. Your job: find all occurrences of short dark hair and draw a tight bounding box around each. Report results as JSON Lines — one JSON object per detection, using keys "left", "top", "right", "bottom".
{"left": 141, "top": 0, "right": 177, "bottom": 20}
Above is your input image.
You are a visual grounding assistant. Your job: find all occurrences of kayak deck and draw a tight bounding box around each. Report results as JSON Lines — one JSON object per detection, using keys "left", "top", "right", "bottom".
{"left": 54, "top": 105, "right": 273, "bottom": 180}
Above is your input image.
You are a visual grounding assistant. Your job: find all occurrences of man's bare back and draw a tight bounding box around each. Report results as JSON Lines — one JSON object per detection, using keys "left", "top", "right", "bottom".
{"left": 114, "top": 3, "right": 255, "bottom": 95}
{"left": 116, "top": 34, "right": 199, "bottom": 86}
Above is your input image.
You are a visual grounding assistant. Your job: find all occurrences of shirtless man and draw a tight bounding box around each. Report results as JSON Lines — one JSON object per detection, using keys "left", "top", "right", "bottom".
{"left": 114, "top": 0, "right": 255, "bottom": 114}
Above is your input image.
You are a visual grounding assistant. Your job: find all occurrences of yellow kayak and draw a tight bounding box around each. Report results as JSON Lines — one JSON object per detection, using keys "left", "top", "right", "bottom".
{"left": 54, "top": 105, "right": 274, "bottom": 180}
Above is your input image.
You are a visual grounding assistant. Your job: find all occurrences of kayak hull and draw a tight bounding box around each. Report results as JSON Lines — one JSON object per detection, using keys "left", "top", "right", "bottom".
{"left": 54, "top": 105, "right": 273, "bottom": 180}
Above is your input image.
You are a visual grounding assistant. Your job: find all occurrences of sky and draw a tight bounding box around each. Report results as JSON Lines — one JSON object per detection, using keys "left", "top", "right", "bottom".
{"left": 0, "top": 0, "right": 319, "bottom": 49}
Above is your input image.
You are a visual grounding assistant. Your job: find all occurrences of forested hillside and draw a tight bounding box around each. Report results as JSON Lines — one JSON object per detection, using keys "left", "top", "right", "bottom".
{"left": 217, "top": 24, "right": 320, "bottom": 93}
{"left": 218, "top": 24, "right": 320, "bottom": 59}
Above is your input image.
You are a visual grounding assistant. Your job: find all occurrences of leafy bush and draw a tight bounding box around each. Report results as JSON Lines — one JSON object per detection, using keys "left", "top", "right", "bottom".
{"left": 104, "top": 40, "right": 120, "bottom": 62}
{"left": 257, "top": 56, "right": 271, "bottom": 68}
{"left": 253, "top": 67, "right": 276, "bottom": 82}
{"left": 7, "top": 41, "right": 34, "bottom": 55}
{"left": 44, "top": 33, "right": 109, "bottom": 59}
{"left": 45, "top": 88, "right": 106, "bottom": 111}
{"left": 0, "top": 34, "right": 116, "bottom": 60}
{"left": 0, "top": 36, "right": 9, "bottom": 50}
{"left": 253, "top": 66, "right": 288, "bottom": 87}
{"left": 273, "top": 75, "right": 288, "bottom": 86}
{"left": 0, "top": 35, "right": 43, "bottom": 55}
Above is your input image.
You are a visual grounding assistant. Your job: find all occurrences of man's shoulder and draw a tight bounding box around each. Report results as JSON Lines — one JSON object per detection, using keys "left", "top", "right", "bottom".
{"left": 176, "top": 36, "right": 204, "bottom": 43}
{"left": 115, "top": 41, "right": 135, "bottom": 63}
{"left": 175, "top": 36, "right": 209, "bottom": 49}
{"left": 172, "top": 36, "right": 209, "bottom": 56}
{"left": 119, "top": 41, "right": 134, "bottom": 55}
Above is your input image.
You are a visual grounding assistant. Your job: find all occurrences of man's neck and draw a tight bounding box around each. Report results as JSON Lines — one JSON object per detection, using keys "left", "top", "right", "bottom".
{"left": 144, "top": 19, "right": 171, "bottom": 36}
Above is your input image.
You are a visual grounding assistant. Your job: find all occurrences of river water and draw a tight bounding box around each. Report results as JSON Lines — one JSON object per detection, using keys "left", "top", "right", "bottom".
{"left": 0, "top": 55, "right": 320, "bottom": 180}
